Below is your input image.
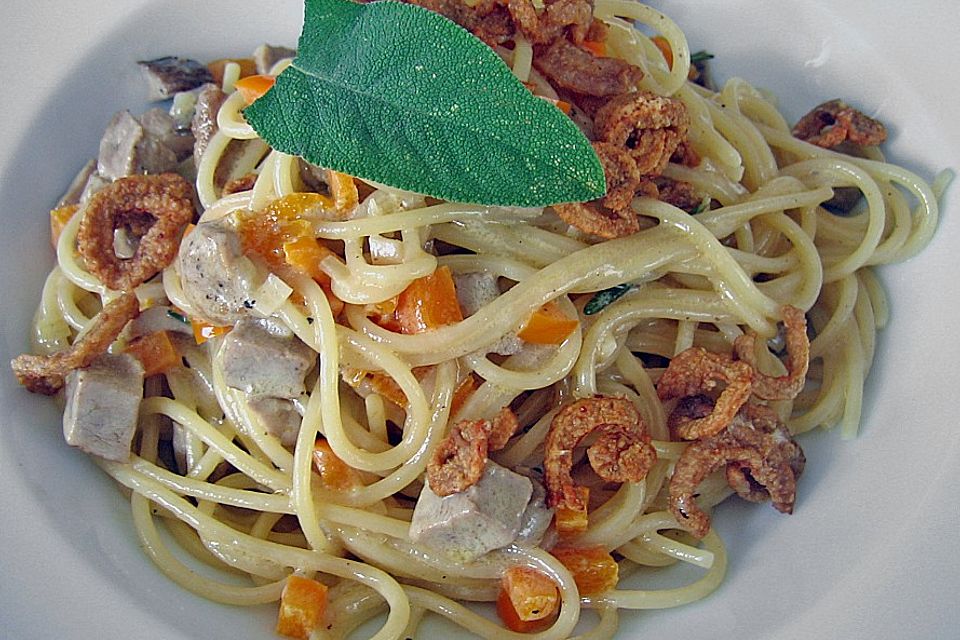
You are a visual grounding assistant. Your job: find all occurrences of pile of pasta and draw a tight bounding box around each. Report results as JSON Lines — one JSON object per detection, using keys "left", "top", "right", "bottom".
{"left": 29, "top": 1, "right": 945, "bottom": 638}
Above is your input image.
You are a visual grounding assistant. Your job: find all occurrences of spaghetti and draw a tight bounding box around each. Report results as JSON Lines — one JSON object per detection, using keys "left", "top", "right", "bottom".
{"left": 16, "top": 1, "right": 947, "bottom": 638}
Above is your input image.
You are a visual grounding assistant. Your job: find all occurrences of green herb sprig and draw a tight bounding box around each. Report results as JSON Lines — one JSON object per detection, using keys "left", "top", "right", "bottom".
{"left": 584, "top": 284, "right": 634, "bottom": 315}
{"left": 243, "top": 0, "right": 606, "bottom": 207}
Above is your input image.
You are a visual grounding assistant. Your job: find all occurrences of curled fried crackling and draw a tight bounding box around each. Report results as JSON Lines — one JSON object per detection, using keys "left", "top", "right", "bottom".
{"left": 657, "top": 348, "right": 754, "bottom": 440}
{"left": 665, "top": 393, "right": 715, "bottom": 440}
{"left": 427, "top": 406, "right": 520, "bottom": 496}
{"left": 733, "top": 305, "right": 810, "bottom": 401}
{"left": 791, "top": 99, "right": 887, "bottom": 149}
{"left": 553, "top": 142, "right": 646, "bottom": 238}
{"left": 544, "top": 396, "right": 656, "bottom": 516}
{"left": 11, "top": 292, "right": 139, "bottom": 395}
{"left": 78, "top": 173, "right": 194, "bottom": 291}
{"left": 594, "top": 91, "right": 690, "bottom": 176}
{"left": 669, "top": 403, "right": 805, "bottom": 538}
{"left": 507, "top": 0, "right": 593, "bottom": 45}
{"left": 488, "top": 405, "right": 520, "bottom": 451}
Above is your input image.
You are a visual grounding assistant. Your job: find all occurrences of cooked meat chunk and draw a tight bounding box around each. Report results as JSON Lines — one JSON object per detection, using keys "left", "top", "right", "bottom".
{"left": 219, "top": 318, "right": 316, "bottom": 398}
{"left": 410, "top": 460, "right": 534, "bottom": 562}
{"left": 514, "top": 474, "right": 553, "bottom": 546}
{"left": 139, "top": 108, "right": 195, "bottom": 161}
{"left": 138, "top": 56, "right": 214, "bottom": 101}
{"left": 62, "top": 353, "right": 144, "bottom": 462}
{"left": 533, "top": 38, "right": 643, "bottom": 97}
{"left": 98, "top": 110, "right": 179, "bottom": 181}
{"left": 191, "top": 83, "right": 227, "bottom": 169}
{"left": 454, "top": 271, "right": 499, "bottom": 317}
{"left": 406, "top": 0, "right": 515, "bottom": 45}
{"left": 177, "top": 218, "right": 258, "bottom": 325}
{"left": 247, "top": 396, "right": 302, "bottom": 446}
{"left": 253, "top": 43, "right": 297, "bottom": 75}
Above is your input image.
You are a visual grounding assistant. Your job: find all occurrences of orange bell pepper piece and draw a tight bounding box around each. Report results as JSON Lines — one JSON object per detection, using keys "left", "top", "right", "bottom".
{"left": 395, "top": 266, "right": 464, "bottom": 334}
{"left": 517, "top": 301, "right": 578, "bottom": 345}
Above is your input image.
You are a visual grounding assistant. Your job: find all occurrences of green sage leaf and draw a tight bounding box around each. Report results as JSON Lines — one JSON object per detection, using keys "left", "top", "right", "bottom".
{"left": 243, "top": 0, "right": 606, "bottom": 207}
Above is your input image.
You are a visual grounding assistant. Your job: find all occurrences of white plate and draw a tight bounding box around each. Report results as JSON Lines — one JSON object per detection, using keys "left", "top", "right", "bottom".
{"left": 1, "top": 1, "right": 957, "bottom": 638}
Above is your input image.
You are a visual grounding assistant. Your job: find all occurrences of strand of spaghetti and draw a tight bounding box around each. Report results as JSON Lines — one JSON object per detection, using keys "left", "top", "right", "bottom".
{"left": 55, "top": 269, "right": 92, "bottom": 332}
{"left": 594, "top": 0, "right": 689, "bottom": 96}
{"left": 140, "top": 396, "right": 291, "bottom": 491}
{"left": 859, "top": 266, "right": 890, "bottom": 329}
{"left": 578, "top": 482, "right": 647, "bottom": 547}
{"left": 325, "top": 236, "right": 437, "bottom": 304}
{"left": 854, "top": 272, "right": 878, "bottom": 377}
{"left": 402, "top": 546, "right": 581, "bottom": 640}
{"left": 324, "top": 329, "right": 434, "bottom": 471}
{"left": 571, "top": 605, "right": 619, "bottom": 640}
{"left": 127, "top": 492, "right": 287, "bottom": 604}
{"left": 129, "top": 455, "right": 293, "bottom": 512}
{"left": 162, "top": 516, "right": 249, "bottom": 574}
{"left": 780, "top": 160, "right": 887, "bottom": 281}
{"left": 212, "top": 347, "right": 295, "bottom": 473}
{"left": 273, "top": 150, "right": 299, "bottom": 197}
{"left": 675, "top": 84, "right": 745, "bottom": 182}
{"left": 661, "top": 161, "right": 748, "bottom": 206}
{"left": 324, "top": 360, "right": 455, "bottom": 507}
{"left": 464, "top": 298, "right": 582, "bottom": 390}
{"left": 618, "top": 540, "right": 676, "bottom": 567}
{"left": 573, "top": 288, "right": 739, "bottom": 396}
{"left": 310, "top": 203, "right": 534, "bottom": 239}
{"left": 217, "top": 89, "right": 259, "bottom": 139}
{"left": 348, "top": 225, "right": 697, "bottom": 366}
{"left": 694, "top": 184, "right": 833, "bottom": 245}
{"left": 703, "top": 90, "right": 777, "bottom": 191}
{"left": 99, "top": 462, "right": 412, "bottom": 639}
{"left": 585, "top": 530, "right": 726, "bottom": 609}
{"left": 614, "top": 350, "right": 668, "bottom": 438}
{"left": 431, "top": 221, "right": 587, "bottom": 270}
{"left": 642, "top": 199, "right": 780, "bottom": 332}
{"left": 751, "top": 210, "right": 823, "bottom": 310}
{"left": 809, "top": 275, "right": 858, "bottom": 359}
{"left": 838, "top": 313, "right": 866, "bottom": 439}
{"left": 250, "top": 150, "right": 281, "bottom": 210}
{"left": 865, "top": 178, "right": 913, "bottom": 265}
{"left": 639, "top": 531, "right": 715, "bottom": 569}
{"left": 438, "top": 253, "right": 537, "bottom": 282}
{"left": 55, "top": 204, "right": 106, "bottom": 295}
{"left": 758, "top": 124, "right": 940, "bottom": 259}
{"left": 196, "top": 129, "right": 233, "bottom": 209}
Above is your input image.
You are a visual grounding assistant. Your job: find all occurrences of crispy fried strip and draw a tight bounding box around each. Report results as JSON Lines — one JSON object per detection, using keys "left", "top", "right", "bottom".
{"left": 427, "top": 419, "right": 491, "bottom": 497}
{"left": 507, "top": 0, "right": 593, "bottom": 45}
{"left": 791, "top": 99, "right": 887, "bottom": 149}
{"left": 657, "top": 347, "right": 754, "bottom": 440}
{"left": 426, "top": 406, "right": 520, "bottom": 496}
{"left": 553, "top": 142, "right": 642, "bottom": 239}
{"left": 594, "top": 91, "right": 690, "bottom": 176}
{"left": 733, "top": 305, "right": 810, "bottom": 400}
{"left": 11, "top": 292, "right": 140, "bottom": 395}
{"left": 544, "top": 396, "right": 656, "bottom": 518}
{"left": 78, "top": 173, "right": 194, "bottom": 291}
{"left": 669, "top": 403, "right": 805, "bottom": 538}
